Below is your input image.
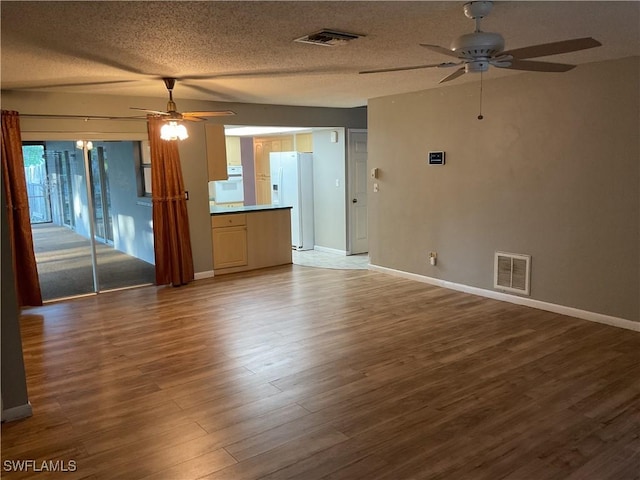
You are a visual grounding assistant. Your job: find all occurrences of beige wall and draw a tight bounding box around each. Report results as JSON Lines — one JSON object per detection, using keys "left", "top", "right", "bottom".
{"left": 312, "top": 128, "right": 347, "bottom": 252}
{"left": 368, "top": 56, "right": 639, "bottom": 322}
{"left": 1, "top": 90, "right": 366, "bottom": 274}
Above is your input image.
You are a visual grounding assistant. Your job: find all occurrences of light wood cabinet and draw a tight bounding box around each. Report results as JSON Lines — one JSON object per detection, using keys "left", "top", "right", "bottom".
{"left": 254, "top": 140, "right": 273, "bottom": 205}
{"left": 206, "top": 124, "right": 228, "bottom": 181}
{"left": 295, "top": 133, "right": 313, "bottom": 152}
{"left": 211, "top": 208, "right": 292, "bottom": 275}
{"left": 225, "top": 136, "right": 242, "bottom": 166}
{"left": 212, "top": 214, "right": 248, "bottom": 269}
{"left": 281, "top": 137, "right": 294, "bottom": 151}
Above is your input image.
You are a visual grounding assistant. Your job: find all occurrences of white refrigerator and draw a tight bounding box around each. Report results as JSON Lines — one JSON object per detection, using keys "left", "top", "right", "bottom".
{"left": 270, "top": 151, "right": 314, "bottom": 250}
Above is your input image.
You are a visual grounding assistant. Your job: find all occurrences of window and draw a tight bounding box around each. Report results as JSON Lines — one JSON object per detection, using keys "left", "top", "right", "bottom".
{"left": 22, "top": 142, "right": 51, "bottom": 223}
{"left": 138, "top": 140, "right": 152, "bottom": 197}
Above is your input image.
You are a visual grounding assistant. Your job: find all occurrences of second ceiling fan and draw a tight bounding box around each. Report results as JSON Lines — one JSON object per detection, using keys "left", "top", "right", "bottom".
{"left": 359, "top": 1, "right": 602, "bottom": 83}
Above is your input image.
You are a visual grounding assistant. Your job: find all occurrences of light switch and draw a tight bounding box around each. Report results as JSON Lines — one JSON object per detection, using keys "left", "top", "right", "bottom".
{"left": 373, "top": 183, "right": 379, "bottom": 193}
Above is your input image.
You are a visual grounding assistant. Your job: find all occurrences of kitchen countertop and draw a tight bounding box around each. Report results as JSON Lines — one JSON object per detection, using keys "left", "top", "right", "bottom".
{"left": 210, "top": 204, "right": 292, "bottom": 215}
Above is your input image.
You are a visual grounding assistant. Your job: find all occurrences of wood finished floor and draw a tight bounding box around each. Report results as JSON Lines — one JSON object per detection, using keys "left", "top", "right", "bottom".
{"left": 2, "top": 265, "right": 639, "bottom": 479}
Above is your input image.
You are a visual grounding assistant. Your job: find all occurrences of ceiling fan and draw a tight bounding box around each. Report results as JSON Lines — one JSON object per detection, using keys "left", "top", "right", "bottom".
{"left": 359, "top": 1, "right": 602, "bottom": 84}
{"left": 130, "top": 77, "right": 236, "bottom": 120}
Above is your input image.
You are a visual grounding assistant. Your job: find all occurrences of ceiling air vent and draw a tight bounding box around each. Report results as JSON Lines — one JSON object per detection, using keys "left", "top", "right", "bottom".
{"left": 294, "top": 29, "right": 363, "bottom": 47}
{"left": 494, "top": 251, "right": 531, "bottom": 296}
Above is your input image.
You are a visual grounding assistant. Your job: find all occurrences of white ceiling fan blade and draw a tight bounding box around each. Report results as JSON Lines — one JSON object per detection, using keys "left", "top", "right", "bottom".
{"left": 499, "top": 59, "right": 576, "bottom": 72}
{"left": 501, "top": 37, "right": 601, "bottom": 60}
{"left": 419, "top": 44, "right": 461, "bottom": 59}
{"left": 439, "top": 67, "right": 466, "bottom": 84}
{"left": 359, "top": 62, "right": 461, "bottom": 75}
{"left": 490, "top": 55, "right": 513, "bottom": 68}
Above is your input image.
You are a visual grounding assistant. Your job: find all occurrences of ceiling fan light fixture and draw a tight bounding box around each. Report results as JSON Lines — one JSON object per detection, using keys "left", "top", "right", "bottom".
{"left": 465, "top": 60, "right": 490, "bottom": 73}
{"left": 160, "top": 121, "right": 188, "bottom": 141}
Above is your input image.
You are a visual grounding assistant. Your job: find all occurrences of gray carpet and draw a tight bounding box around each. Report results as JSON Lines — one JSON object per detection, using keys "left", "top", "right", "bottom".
{"left": 31, "top": 223, "right": 155, "bottom": 300}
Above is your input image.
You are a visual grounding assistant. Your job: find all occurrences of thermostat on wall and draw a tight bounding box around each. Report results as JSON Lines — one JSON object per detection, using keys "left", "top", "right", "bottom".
{"left": 428, "top": 151, "right": 445, "bottom": 165}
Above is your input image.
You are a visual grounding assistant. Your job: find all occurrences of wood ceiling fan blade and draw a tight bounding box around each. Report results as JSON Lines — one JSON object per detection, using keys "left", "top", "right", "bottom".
{"left": 20, "top": 113, "right": 145, "bottom": 121}
{"left": 129, "top": 107, "right": 169, "bottom": 115}
{"left": 500, "top": 59, "right": 576, "bottom": 72}
{"left": 183, "top": 116, "right": 207, "bottom": 122}
{"left": 359, "top": 62, "right": 461, "bottom": 75}
{"left": 183, "top": 111, "right": 236, "bottom": 117}
{"left": 501, "top": 37, "right": 601, "bottom": 60}
{"left": 419, "top": 44, "right": 461, "bottom": 59}
{"left": 439, "top": 67, "right": 466, "bottom": 84}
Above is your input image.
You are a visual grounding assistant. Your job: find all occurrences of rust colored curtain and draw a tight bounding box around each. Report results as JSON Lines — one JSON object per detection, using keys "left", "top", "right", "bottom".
{"left": 1, "top": 110, "right": 43, "bottom": 306}
{"left": 147, "top": 116, "right": 194, "bottom": 286}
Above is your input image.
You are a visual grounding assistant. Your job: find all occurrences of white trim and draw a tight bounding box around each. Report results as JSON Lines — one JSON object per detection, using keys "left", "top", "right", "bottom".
{"left": 313, "top": 246, "right": 348, "bottom": 256}
{"left": 368, "top": 264, "right": 640, "bottom": 332}
{"left": 1, "top": 402, "right": 33, "bottom": 422}
{"left": 194, "top": 270, "right": 215, "bottom": 280}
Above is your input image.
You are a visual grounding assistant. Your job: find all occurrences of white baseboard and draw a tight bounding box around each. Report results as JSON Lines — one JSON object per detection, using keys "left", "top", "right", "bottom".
{"left": 1, "top": 402, "right": 33, "bottom": 422}
{"left": 194, "top": 270, "right": 215, "bottom": 280}
{"left": 313, "top": 246, "right": 348, "bottom": 256}
{"left": 368, "top": 264, "right": 640, "bottom": 332}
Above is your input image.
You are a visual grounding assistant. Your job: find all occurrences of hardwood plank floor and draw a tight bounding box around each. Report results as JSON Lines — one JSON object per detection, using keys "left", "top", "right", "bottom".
{"left": 2, "top": 265, "right": 639, "bottom": 479}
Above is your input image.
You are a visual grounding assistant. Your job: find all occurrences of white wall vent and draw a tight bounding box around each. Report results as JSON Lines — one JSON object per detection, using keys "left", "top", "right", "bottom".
{"left": 294, "top": 29, "right": 363, "bottom": 47}
{"left": 494, "top": 251, "right": 531, "bottom": 296}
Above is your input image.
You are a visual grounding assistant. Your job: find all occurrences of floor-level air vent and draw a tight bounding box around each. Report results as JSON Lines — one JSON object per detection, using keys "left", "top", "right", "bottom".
{"left": 294, "top": 29, "right": 363, "bottom": 47}
{"left": 494, "top": 251, "right": 531, "bottom": 296}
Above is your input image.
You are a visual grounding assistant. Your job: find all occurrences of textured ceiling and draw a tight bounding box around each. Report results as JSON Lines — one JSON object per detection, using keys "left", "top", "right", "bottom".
{"left": 1, "top": 1, "right": 638, "bottom": 108}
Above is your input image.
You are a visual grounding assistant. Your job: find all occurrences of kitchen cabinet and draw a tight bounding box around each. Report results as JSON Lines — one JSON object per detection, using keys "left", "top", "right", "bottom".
{"left": 211, "top": 207, "right": 292, "bottom": 275}
{"left": 253, "top": 135, "right": 294, "bottom": 205}
{"left": 225, "top": 136, "right": 242, "bottom": 166}
{"left": 295, "top": 133, "right": 313, "bottom": 152}
{"left": 254, "top": 141, "right": 272, "bottom": 205}
{"left": 206, "top": 124, "right": 228, "bottom": 181}
{"left": 212, "top": 214, "right": 248, "bottom": 269}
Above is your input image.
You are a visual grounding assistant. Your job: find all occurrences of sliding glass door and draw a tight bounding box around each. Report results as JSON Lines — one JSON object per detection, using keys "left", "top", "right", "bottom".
{"left": 89, "top": 145, "right": 114, "bottom": 244}
{"left": 24, "top": 140, "right": 156, "bottom": 301}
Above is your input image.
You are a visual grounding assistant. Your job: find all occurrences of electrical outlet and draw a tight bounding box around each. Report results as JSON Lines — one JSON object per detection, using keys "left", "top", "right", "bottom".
{"left": 429, "top": 252, "right": 437, "bottom": 266}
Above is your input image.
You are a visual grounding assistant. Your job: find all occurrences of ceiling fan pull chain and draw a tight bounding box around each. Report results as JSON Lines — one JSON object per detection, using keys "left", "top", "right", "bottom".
{"left": 478, "top": 71, "right": 484, "bottom": 120}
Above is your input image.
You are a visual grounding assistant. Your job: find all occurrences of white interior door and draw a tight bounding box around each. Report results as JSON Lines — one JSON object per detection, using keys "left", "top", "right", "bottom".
{"left": 348, "top": 129, "right": 368, "bottom": 255}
